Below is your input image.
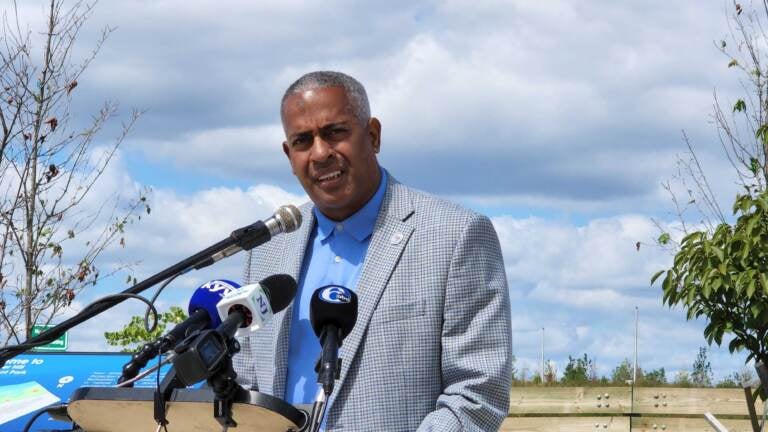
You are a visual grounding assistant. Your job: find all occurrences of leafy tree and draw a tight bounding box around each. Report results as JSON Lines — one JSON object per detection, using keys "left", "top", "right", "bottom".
{"left": 674, "top": 371, "right": 692, "bottom": 387}
{"left": 103, "top": 306, "right": 186, "bottom": 353}
{"left": 642, "top": 367, "right": 667, "bottom": 386}
{"left": 716, "top": 374, "right": 740, "bottom": 388}
{"left": 652, "top": 0, "right": 768, "bottom": 375}
{"left": 717, "top": 367, "right": 758, "bottom": 388}
{"left": 655, "top": 190, "right": 768, "bottom": 366}
{"left": 691, "top": 347, "right": 713, "bottom": 387}
{"left": 0, "top": 0, "right": 147, "bottom": 343}
{"left": 530, "top": 372, "right": 541, "bottom": 385}
{"left": 611, "top": 358, "right": 638, "bottom": 385}
{"left": 561, "top": 353, "right": 594, "bottom": 385}
{"left": 543, "top": 359, "right": 557, "bottom": 385}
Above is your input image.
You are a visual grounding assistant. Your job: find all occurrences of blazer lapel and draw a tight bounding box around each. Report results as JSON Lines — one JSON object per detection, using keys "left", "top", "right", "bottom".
{"left": 333, "top": 179, "right": 415, "bottom": 395}
{"left": 264, "top": 204, "right": 315, "bottom": 397}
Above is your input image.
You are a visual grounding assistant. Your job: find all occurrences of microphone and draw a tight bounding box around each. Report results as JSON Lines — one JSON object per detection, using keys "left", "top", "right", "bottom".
{"left": 215, "top": 274, "right": 297, "bottom": 338}
{"left": 307, "top": 285, "right": 358, "bottom": 432}
{"left": 194, "top": 205, "right": 302, "bottom": 270}
{"left": 172, "top": 274, "right": 297, "bottom": 386}
{"left": 310, "top": 285, "right": 358, "bottom": 395}
{"left": 118, "top": 279, "right": 242, "bottom": 385}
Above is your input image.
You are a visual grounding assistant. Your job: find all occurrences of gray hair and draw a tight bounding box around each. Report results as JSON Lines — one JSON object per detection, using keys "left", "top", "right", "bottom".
{"left": 281, "top": 71, "right": 371, "bottom": 122}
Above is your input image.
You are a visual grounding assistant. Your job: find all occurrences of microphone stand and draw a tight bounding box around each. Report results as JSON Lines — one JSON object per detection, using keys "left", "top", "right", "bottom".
{"left": 0, "top": 219, "right": 274, "bottom": 366}
{"left": 208, "top": 311, "right": 246, "bottom": 429}
{"left": 308, "top": 388, "right": 328, "bottom": 432}
{"left": 308, "top": 325, "right": 342, "bottom": 432}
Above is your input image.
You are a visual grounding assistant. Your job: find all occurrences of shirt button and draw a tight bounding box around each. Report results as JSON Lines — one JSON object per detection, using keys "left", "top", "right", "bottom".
{"left": 334, "top": 256, "right": 341, "bottom": 263}
{"left": 336, "top": 224, "right": 344, "bottom": 232}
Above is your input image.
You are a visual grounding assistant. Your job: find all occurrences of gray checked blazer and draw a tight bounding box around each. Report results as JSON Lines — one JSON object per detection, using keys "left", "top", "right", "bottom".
{"left": 233, "top": 176, "right": 512, "bottom": 431}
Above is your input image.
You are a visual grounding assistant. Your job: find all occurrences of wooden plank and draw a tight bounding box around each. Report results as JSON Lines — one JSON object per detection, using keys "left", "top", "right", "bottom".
{"left": 501, "top": 416, "right": 756, "bottom": 432}
{"left": 632, "top": 416, "right": 755, "bottom": 432}
{"left": 509, "top": 387, "right": 632, "bottom": 415}
{"left": 633, "top": 388, "right": 760, "bottom": 416}
{"left": 501, "top": 416, "right": 629, "bottom": 432}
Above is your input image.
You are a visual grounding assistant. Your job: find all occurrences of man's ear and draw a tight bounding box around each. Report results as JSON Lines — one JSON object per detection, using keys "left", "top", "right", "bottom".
{"left": 368, "top": 117, "right": 381, "bottom": 154}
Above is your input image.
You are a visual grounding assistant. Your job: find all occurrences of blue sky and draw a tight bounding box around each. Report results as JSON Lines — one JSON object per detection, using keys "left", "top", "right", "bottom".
{"left": 13, "top": 0, "right": 758, "bottom": 381}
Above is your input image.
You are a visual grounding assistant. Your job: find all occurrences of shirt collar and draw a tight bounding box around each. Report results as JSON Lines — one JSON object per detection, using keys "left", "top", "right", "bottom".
{"left": 314, "top": 167, "right": 388, "bottom": 242}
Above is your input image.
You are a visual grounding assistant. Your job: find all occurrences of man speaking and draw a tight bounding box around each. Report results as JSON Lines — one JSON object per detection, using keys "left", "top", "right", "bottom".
{"left": 233, "top": 71, "right": 512, "bottom": 431}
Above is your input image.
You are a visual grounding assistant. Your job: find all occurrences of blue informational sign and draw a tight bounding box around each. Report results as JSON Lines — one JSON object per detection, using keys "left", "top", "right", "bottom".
{"left": 0, "top": 352, "right": 172, "bottom": 432}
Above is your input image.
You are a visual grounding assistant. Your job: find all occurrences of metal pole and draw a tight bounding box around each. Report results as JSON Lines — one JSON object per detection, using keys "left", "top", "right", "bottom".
{"left": 634, "top": 306, "right": 639, "bottom": 383}
{"left": 540, "top": 327, "right": 545, "bottom": 383}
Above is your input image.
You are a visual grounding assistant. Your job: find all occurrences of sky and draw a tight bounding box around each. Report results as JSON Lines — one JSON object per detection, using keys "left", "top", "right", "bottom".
{"left": 8, "top": 0, "right": 758, "bottom": 382}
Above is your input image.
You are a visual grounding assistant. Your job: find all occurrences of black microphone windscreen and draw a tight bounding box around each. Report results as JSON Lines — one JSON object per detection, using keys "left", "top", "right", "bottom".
{"left": 259, "top": 274, "right": 297, "bottom": 313}
{"left": 309, "top": 285, "right": 358, "bottom": 339}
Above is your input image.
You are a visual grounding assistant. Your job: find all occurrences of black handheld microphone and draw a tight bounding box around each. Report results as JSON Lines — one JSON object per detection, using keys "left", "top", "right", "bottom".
{"left": 309, "top": 285, "right": 358, "bottom": 396}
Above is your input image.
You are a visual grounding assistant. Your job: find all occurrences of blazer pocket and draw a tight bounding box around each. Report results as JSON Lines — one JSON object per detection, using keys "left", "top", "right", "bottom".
{"left": 372, "top": 299, "right": 425, "bottom": 324}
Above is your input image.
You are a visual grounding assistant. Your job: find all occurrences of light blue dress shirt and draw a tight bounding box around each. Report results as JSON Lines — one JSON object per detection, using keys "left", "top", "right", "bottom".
{"left": 285, "top": 167, "right": 388, "bottom": 404}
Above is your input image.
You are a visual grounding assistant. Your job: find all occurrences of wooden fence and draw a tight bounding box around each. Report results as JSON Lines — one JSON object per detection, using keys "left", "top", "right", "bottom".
{"left": 501, "top": 386, "right": 764, "bottom": 432}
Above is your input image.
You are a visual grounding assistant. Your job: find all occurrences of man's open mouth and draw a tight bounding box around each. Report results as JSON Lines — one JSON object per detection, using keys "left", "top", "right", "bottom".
{"left": 317, "top": 170, "right": 343, "bottom": 183}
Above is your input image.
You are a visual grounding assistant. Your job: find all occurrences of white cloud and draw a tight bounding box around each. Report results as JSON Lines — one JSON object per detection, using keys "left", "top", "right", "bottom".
{"left": 496, "top": 213, "right": 748, "bottom": 380}
{"left": 112, "top": 181, "right": 306, "bottom": 284}
{"left": 12, "top": 0, "right": 734, "bottom": 208}
{"left": 493, "top": 214, "right": 669, "bottom": 295}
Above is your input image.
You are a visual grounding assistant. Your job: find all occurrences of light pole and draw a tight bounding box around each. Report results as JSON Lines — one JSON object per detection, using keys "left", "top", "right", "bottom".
{"left": 634, "top": 307, "right": 638, "bottom": 383}
{"left": 540, "top": 327, "right": 545, "bottom": 383}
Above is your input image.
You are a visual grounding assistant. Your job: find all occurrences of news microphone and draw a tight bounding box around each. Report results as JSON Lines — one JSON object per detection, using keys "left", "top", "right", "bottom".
{"left": 187, "top": 279, "right": 242, "bottom": 329}
{"left": 118, "top": 279, "right": 242, "bottom": 385}
{"left": 310, "top": 285, "right": 358, "bottom": 395}
{"left": 194, "top": 205, "right": 302, "bottom": 270}
{"left": 172, "top": 274, "right": 297, "bottom": 386}
{"left": 215, "top": 274, "right": 297, "bottom": 337}
{"left": 307, "top": 285, "right": 358, "bottom": 432}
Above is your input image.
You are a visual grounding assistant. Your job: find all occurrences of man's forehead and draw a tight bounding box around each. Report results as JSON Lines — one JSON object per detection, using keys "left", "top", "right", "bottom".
{"left": 282, "top": 87, "right": 356, "bottom": 129}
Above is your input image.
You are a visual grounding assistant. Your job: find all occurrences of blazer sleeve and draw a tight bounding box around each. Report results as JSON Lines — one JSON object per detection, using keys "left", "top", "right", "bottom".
{"left": 417, "top": 213, "right": 512, "bottom": 431}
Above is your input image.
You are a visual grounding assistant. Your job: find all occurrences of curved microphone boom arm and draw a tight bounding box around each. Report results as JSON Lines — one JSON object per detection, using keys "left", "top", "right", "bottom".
{"left": 0, "top": 205, "right": 301, "bottom": 367}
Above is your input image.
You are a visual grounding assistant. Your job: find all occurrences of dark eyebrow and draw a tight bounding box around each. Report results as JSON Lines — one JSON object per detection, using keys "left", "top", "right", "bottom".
{"left": 320, "top": 121, "right": 349, "bottom": 130}
{"left": 289, "top": 121, "right": 350, "bottom": 140}
{"left": 289, "top": 131, "right": 313, "bottom": 142}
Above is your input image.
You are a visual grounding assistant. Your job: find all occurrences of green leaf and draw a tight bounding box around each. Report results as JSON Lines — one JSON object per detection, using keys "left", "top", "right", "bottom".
{"left": 681, "top": 231, "right": 703, "bottom": 245}
{"left": 711, "top": 246, "right": 725, "bottom": 262}
{"left": 651, "top": 270, "right": 665, "bottom": 285}
{"left": 728, "top": 338, "right": 742, "bottom": 353}
{"left": 734, "top": 99, "right": 747, "bottom": 112}
{"left": 662, "top": 273, "right": 672, "bottom": 294}
{"left": 757, "top": 124, "right": 768, "bottom": 144}
{"left": 712, "top": 277, "right": 722, "bottom": 292}
{"left": 658, "top": 232, "right": 671, "bottom": 245}
{"left": 747, "top": 278, "right": 757, "bottom": 298}
{"left": 750, "top": 157, "right": 761, "bottom": 175}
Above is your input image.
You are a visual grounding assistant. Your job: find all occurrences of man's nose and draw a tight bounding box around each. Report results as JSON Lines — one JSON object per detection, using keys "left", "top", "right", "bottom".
{"left": 310, "top": 135, "right": 333, "bottom": 161}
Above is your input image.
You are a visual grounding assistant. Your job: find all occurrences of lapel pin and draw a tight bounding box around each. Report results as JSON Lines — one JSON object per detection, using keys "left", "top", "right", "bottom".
{"left": 390, "top": 232, "right": 403, "bottom": 245}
